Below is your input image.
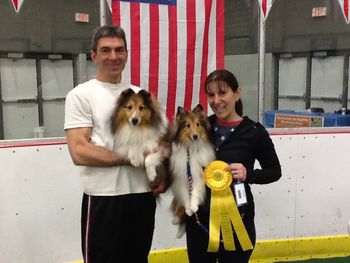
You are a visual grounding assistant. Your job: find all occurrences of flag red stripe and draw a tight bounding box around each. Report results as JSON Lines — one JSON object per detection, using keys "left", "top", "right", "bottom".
{"left": 216, "top": 0, "right": 225, "bottom": 69}
{"left": 199, "top": 0, "right": 212, "bottom": 112}
{"left": 13, "top": 0, "right": 18, "bottom": 9}
{"left": 345, "top": 0, "right": 349, "bottom": 21}
{"left": 149, "top": 4, "right": 160, "bottom": 97}
{"left": 130, "top": 3, "right": 141, "bottom": 86}
{"left": 112, "top": 1, "right": 121, "bottom": 26}
{"left": 184, "top": 1, "right": 196, "bottom": 110}
{"left": 262, "top": 0, "right": 267, "bottom": 17}
{"left": 166, "top": 5, "right": 178, "bottom": 119}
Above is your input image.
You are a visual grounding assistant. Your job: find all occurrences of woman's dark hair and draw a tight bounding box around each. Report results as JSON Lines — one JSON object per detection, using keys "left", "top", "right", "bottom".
{"left": 91, "top": 25, "right": 127, "bottom": 53}
{"left": 204, "top": 69, "right": 243, "bottom": 116}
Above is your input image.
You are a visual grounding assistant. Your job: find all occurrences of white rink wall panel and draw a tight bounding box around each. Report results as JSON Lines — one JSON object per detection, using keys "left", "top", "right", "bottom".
{"left": 1, "top": 129, "right": 350, "bottom": 262}
{"left": 0, "top": 139, "right": 182, "bottom": 263}
{"left": 0, "top": 141, "right": 82, "bottom": 263}
{"left": 252, "top": 134, "right": 299, "bottom": 239}
{"left": 253, "top": 130, "right": 350, "bottom": 240}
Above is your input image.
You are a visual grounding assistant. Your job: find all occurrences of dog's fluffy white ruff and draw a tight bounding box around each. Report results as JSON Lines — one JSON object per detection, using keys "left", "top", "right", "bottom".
{"left": 170, "top": 139, "right": 215, "bottom": 217}
{"left": 113, "top": 121, "right": 167, "bottom": 182}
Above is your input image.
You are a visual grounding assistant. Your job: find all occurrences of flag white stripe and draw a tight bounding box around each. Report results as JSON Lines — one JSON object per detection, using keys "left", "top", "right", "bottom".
{"left": 192, "top": 1, "right": 206, "bottom": 109}
{"left": 208, "top": 0, "right": 218, "bottom": 75}
{"left": 175, "top": 0, "right": 187, "bottom": 109}
{"left": 158, "top": 5, "right": 170, "bottom": 105}
{"left": 119, "top": 2, "right": 131, "bottom": 83}
{"left": 140, "top": 3, "right": 150, "bottom": 91}
{"left": 107, "top": 0, "right": 112, "bottom": 11}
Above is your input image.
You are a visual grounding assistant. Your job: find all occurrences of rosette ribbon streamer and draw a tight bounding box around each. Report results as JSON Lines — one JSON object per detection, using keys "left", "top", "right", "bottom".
{"left": 204, "top": 161, "right": 253, "bottom": 252}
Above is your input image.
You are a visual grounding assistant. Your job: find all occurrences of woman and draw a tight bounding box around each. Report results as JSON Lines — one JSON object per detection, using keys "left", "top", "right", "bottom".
{"left": 185, "top": 69, "right": 282, "bottom": 263}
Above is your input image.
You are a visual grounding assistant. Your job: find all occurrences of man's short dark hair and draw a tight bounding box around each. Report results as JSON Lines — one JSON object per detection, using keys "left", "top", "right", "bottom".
{"left": 91, "top": 25, "right": 127, "bottom": 52}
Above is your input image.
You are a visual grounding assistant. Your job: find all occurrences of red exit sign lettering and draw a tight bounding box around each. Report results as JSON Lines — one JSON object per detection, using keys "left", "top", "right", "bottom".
{"left": 75, "top": 13, "right": 89, "bottom": 23}
{"left": 312, "top": 7, "right": 327, "bottom": 17}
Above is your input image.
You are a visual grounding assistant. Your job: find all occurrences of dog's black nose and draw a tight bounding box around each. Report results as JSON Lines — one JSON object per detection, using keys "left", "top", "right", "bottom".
{"left": 132, "top": 118, "right": 139, "bottom": 125}
{"left": 193, "top": 134, "right": 198, "bottom": 140}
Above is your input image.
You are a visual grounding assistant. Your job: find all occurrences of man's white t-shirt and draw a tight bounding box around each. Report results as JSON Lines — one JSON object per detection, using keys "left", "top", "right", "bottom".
{"left": 64, "top": 79, "right": 150, "bottom": 196}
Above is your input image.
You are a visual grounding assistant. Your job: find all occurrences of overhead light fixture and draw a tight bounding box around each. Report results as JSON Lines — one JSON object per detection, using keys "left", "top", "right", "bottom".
{"left": 280, "top": 53, "right": 293, "bottom": 59}
{"left": 8, "top": 53, "right": 23, "bottom": 59}
{"left": 313, "top": 51, "right": 327, "bottom": 57}
{"left": 48, "top": 54, "right": 62, "bottom": 60}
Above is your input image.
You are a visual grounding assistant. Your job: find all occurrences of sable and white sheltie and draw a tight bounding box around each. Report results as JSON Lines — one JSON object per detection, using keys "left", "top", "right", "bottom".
{"left": 169, "top": 104, "right": 215, "bottom": 237}
{"left": 111, "top": 88, "right": 168, "bottom": 182}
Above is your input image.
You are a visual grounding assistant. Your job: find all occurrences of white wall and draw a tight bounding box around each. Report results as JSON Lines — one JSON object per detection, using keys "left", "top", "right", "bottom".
{"left": 254, "top": 129, "right": 350, "bottom": 239}
{"left": 1, "top": 129, "right": 350, "bottom": 262}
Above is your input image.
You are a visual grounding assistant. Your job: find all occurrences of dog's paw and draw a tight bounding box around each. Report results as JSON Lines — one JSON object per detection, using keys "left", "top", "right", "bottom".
{"left": 147, "top": 169, "right": 157, "bottom": 182}
{"left": 190, "top": 204, "right": 199, "bottom": 213}
{"left": 145, "top": 165, "right": 157, "bottom": 182}
{"left": 185, "top": 207, "right": 193, "bottom": 216}
{"left": 190, "top": 200, "right": 199, "bottom": 213}
{"left": 176, "top": 224, "right": 186, "bottom": 239}
{"left": 130, "top": 158, "right": 142, "bottom": 167}
{"left": 172, "top": 217, "right": 181, "bottom": 225}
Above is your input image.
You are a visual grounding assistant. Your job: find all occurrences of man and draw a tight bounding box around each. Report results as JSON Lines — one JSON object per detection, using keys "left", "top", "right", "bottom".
{"left": 64, "top": 25, "right": 168, "bottom": 263}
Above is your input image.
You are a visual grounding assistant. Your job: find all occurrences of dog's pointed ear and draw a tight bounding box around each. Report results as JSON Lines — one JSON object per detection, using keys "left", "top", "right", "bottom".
{"left": 138, "top": 89, "right": 151, "bottom": 98}
{"left": 117, "top": 88, "right": 135, "bottom": 107}
{"left": 192, "top": 104, "right": 204, "bottom": 114}
{"left": 177, "top": 106, "right": 186, "bottom": 115}
{"left": 138, "top": 89, "right": 153, "bottom": 105}
{"left": 121, "top": 88, "right": 135, "bottom": 97}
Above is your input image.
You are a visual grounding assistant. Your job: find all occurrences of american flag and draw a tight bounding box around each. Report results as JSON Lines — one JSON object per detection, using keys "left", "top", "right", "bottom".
{"left": 338, "top": 0, "right": 350, "bottom": 23}
{"left": 111, "top": 0, "right": 224, "bottom": 120}
{"left": 258, "top": 0, "right": 275, "bottom": 19}
{"left": 11, "top": 0, "right": 24, "bottom": 13}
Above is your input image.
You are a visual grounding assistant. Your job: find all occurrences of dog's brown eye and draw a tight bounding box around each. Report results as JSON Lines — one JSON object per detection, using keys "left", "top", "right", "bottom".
{"left": 196, "top": 123, "right": 200, "bottom": 127}
{"left": 186, "top": 124, "right": 191, "bottom": 128}
{"left": 139, "top": 106, "right": 144, "bottom": 111}
{"left": 126, "top": 105, "right": 132, "bottom": 110}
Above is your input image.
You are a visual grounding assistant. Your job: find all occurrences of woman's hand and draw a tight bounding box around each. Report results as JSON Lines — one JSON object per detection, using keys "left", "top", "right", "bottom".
{"left": 227, "top": 163, "right": 247, "bottom": 182}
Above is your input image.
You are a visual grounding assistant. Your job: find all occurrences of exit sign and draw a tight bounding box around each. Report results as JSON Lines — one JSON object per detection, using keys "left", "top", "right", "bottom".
{"left": 75, "top": 12, "right": 89, "bottom": 23}
{"left": 312, "top": 7, "right": 327, "bottom": 17}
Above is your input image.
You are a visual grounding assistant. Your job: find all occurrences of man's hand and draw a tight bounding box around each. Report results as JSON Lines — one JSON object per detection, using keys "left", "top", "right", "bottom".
{"left": 149, "top": 163, "right": 170, "bottom": 195}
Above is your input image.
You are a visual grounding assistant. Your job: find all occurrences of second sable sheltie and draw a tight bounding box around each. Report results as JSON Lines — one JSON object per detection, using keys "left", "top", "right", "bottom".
{"left": 111, "top": 88, "right": 168, "bottom": 182}
{"left": 169, "top": 104, "right": 215, "bottom": 236}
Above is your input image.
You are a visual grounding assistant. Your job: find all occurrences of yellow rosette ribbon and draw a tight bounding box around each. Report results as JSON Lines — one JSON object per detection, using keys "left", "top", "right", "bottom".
{"left": 204, "top": 160, "right": 253, "bottom": 252}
